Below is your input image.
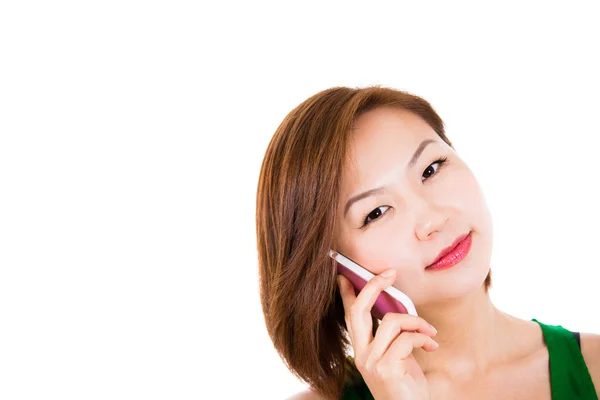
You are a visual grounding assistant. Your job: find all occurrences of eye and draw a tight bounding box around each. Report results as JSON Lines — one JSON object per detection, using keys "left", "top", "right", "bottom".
{"left": 362, "top": 205, "right": 390, "bottom": 227}
{"left": 422, "top": 157, "right": 448, "bottom": 181}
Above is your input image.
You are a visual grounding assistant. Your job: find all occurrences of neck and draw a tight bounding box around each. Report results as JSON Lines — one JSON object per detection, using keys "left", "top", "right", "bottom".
{"left": 413, "top": 284, "right": 515, "bottom": 376}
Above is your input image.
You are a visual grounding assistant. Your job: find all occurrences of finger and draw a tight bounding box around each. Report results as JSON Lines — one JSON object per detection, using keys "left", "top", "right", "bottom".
{"left": 383, "top": 332, "right": 439, "bottom": 364}
{"left": 344, "top": 269, "right": 397, "bottom": 351}
{"left": 337, "top": 274, "right": 356, "bottom": 310}
{"left": 337, "top": 275, "right": 361, "bottom": 348}
{"left": 369, "top": 314, "right": 437, "bottom": 359}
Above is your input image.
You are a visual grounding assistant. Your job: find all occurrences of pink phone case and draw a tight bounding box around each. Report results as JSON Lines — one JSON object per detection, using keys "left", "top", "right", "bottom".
{"left": 330, "top": 250, "right": 418, "bottom": 320}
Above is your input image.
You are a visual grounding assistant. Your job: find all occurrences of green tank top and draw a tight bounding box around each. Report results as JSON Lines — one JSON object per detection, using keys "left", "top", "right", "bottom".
{"left": 341, "top": 319, "right": 598, "bottom": 399}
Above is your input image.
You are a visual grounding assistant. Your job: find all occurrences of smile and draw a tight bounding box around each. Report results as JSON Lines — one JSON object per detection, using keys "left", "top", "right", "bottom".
{"left": 426, "top": 232, "right": 472, "bottom": 271}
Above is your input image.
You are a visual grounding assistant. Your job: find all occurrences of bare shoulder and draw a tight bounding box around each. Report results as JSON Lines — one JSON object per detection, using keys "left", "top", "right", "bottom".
{"left": 286, "top": 388, "right": 326, "bottom": 400}
{"left": 581, "top": 332, "right": 600, "bottom": 395}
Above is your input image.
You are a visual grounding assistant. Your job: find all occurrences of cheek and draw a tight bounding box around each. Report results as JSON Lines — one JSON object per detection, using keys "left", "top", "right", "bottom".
{"left": 342, "top": 222, "right": 420, "bottom": 277}
{"left": 442, "top": 168, "right": 492, "bottom": 230}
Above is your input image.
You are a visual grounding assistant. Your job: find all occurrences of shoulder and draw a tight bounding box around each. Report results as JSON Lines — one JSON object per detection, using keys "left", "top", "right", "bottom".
{"left": 581, "top": 332, "right": 600, "bottom": 395}
{"left": 286, "top": 389, "right": 327, "bottom": 400}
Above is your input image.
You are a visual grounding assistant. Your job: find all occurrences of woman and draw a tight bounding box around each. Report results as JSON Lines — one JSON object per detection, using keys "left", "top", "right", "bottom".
{"left": 256, "top": 86, "right": 599, "bottom": 399}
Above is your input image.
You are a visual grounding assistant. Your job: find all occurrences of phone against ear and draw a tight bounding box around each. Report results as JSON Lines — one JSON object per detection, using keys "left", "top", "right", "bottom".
{"left": 330, "top": 249, "right": 418, "bottom": 319}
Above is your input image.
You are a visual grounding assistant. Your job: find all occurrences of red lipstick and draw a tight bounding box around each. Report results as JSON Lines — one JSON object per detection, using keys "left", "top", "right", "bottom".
{"left": 426, "top": 232, "right": 472, "bottom": 271}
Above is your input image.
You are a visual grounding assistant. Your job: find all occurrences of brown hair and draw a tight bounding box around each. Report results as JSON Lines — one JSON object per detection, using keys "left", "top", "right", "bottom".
{"left": 256, "top": 86, "right": 492, "bottom": 399}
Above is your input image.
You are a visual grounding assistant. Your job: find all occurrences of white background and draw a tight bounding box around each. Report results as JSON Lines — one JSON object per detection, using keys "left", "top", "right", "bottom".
{"left": 1, "top": 1, "right": 599, "bottom": 399}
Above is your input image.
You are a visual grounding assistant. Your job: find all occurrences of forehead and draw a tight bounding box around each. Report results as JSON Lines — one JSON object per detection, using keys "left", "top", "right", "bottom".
{"left": 344, "top": 107, "right": 440, "bottom": 177}
{"left": 350, "top": 107, "right": 437, "bottom": 158}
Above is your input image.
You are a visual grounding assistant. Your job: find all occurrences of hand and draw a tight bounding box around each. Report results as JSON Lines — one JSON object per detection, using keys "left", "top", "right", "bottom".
{"left": 337, "top": 269, "right": 438, "bottom": 400}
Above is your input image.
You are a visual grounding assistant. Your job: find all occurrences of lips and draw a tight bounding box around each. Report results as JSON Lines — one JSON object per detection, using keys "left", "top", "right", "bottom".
{"left": 426, "top": 232, "right": 472, "bottom": 270}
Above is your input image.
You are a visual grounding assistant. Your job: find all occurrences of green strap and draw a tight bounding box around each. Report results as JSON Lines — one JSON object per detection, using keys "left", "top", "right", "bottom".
{"left": 340, "top": 357, "right": 374, "bottom": 400}
{"left": 533, "top": 319, "right": 598, "bottom": 399}
{"left": 340, "top": 379, "right": 372, "bottom": 400}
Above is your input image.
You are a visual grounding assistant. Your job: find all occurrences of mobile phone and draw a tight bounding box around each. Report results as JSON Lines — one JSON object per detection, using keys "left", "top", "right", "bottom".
{"left": 330, "top": 249, "right": 418, "bottom": 319}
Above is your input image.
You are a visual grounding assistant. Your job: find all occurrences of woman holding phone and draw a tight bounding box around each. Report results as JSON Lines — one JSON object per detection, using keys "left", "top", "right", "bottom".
{"left": 255, "top": 86, "right": 599, "bottom": 399}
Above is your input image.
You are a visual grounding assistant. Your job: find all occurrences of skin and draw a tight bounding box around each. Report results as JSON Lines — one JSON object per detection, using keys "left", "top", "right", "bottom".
{"left": 291, "top": 107, "right": 600, "bottom": 399}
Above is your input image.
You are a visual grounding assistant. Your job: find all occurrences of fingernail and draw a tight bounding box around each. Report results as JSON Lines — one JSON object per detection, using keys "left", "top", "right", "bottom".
{"left": 381, "top": 269, "right": 396, "bottom": 277}
{"left": 430, "top": 339, "right": 439, "bottom": 348}
{"left": 429, "top": 324, "right": 437, "bottom": 333}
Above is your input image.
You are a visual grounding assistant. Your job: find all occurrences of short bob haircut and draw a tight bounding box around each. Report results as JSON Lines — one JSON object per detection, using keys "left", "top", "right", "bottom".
{"left": 256, "top": 86, "right": 492, "bottom": 399}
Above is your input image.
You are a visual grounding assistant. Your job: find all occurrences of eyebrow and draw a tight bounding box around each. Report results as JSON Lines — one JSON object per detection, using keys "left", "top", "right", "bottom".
{"left": 343, "top": 139, "right": 436, "bottom": 216}
{"left": 409, "top": 139, "right": 436, "bottom": 167}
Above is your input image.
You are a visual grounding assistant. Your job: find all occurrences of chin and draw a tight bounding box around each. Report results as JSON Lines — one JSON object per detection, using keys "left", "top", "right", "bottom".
{"left": 414, "top": 252, "right": 492, "bottom": 306}
{"left": 432, "top": 265, "right": 490, "bottom": 301}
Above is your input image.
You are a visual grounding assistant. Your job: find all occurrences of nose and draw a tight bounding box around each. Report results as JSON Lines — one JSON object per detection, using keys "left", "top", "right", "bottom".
{"left": 413, "top": 199, "right": 449, "bottom": 241}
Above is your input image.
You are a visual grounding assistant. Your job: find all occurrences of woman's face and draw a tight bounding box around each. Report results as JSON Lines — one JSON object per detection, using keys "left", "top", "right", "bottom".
{"left": 335, "top": 107, "right": 493, "bottom": 306}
